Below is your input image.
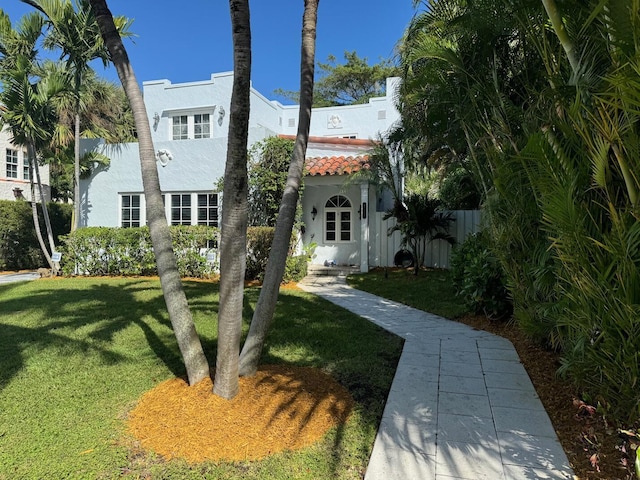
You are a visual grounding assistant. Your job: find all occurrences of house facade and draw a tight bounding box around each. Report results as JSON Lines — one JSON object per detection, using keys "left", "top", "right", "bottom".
{"left": 0, "top": 125, "right": 51, "bottom": 202}
{"left": 80, "top": 71, "right": 401, "bottom": 272}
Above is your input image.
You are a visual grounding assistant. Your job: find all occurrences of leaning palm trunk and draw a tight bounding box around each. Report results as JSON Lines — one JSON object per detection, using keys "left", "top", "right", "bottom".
{"left": 27, "top": 144, "right": 54, "bottom": 270}
{"left": 213, "top": 0, "right": 252, "bottom": 400}
{"left": 239, "top": 0, "right": 319, "bottom": 377}
{"left": 89, "top": 0, "right": 210, "bottom": 386}
{"left": 31, "top": 144, "right": 56, "bottom": 261}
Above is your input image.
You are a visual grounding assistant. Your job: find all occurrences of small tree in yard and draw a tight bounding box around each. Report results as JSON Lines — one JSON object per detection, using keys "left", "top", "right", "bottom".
{"left": 389, "top": 193, "right": 455, "bottom": 275}
{"left": 248, "top": 136, "right": 295, "bottom": 227}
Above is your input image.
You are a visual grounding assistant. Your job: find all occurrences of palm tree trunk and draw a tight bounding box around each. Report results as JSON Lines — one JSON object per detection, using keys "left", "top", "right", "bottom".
{"left": 213, "top": 0, "right": 252, "bottom": 400}
{"left": 239, "top": 0, "right": 319, "bottom": 377}
{"left": 73, "top": 110, "right": 81, "bottom": 231}
{"left": 31, "top": 144, "right": 56, "bottom": 260}
{"left": 89, "top": 0, "right": 210, "bottom": 386}
{"left": 27, "top": 143, "right": 53, "bottom": 270}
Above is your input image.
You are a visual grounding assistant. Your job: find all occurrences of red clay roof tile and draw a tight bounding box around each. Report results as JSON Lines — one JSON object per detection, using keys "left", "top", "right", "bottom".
{"left": 304, "top": 155, "right": 370, "bottom": 176}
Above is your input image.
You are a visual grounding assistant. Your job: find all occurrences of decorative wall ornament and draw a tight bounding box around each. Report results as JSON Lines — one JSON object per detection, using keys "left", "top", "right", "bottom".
{"left": 218, "top": 106, "right": 225, "bottom": 126}
{"left": 327, "top": 114, "right": 342, "bottom": 129}
{"left": 152, "top": 112, "right": 160, "bottom": 131}
{"left": 156, "top": 149, "right": 173, "bottom": 167}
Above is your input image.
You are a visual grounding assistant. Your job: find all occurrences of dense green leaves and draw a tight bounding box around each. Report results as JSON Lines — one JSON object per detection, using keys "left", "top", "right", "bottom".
{"left": 399, "top": 0, "right": 640, "bottom": 422}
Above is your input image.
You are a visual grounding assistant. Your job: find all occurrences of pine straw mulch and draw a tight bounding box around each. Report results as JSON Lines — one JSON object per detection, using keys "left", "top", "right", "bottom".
{"left": 126, "top": 364, "right": 354, "bottom": 463}
{"left": 455, "top": 313, "right": 639, "bottom": 480}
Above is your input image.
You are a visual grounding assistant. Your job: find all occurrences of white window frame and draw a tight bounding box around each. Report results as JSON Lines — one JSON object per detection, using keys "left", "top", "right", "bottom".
{"left": 324, "top": 195, "right": 353, "bottom": 243}
{"left": 172, "top": 115, "right": 188, "bottom": 140}
{"left": 170, "top": 193, "right": 192, "bottom": 225}
{"left": 167, "top": 107, "right": 215, "bottom": 140}
{"left": 119, "top": 192, "right": 221, "bottom": 227}
{"left": 194, "top": 113, "right": 211, "bottom": 139}
{"left": 197, "top": 193, "right": 219, "bottom": 227}
{"left": 120, "top": 193, "right": 143, "bottom": 228}
{"left": 6, "top": 149, "right": 18, "bottom": 179}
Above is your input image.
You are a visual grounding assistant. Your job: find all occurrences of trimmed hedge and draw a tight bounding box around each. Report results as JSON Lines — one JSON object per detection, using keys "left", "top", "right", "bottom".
{"left": 60, "top": 225, "right": 218, "bottom": 278}
{"left": 0, "top": 200, "right": 72, "bottom": 271}
{"left": 60, "top": 225, "right": 308, "bottom": 283}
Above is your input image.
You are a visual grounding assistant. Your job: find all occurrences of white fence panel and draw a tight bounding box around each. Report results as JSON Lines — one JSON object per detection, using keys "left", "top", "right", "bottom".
{"left": 372, "top": 210, "right": 481, "bottom": 269}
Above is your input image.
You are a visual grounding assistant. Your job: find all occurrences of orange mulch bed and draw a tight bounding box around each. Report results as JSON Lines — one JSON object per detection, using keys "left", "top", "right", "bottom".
{"left": 127, "top": 365, "right": 354, "bottom": 463}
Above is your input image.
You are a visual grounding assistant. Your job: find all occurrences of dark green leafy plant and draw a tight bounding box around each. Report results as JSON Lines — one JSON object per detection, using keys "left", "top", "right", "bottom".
{"left": 450, "top": 231, "right": 512, "bottom": 319}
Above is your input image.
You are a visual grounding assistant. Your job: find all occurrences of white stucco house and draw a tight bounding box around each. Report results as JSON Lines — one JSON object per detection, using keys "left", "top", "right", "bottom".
{"left": 1, "top": 125, "right": 51, "bottom": 202}
{"left": 80, "top": 71, "right": 402, "bottom": 272}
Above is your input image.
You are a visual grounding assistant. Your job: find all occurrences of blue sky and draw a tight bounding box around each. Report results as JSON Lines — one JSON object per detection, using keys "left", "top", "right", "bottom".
{"left": 2, "top": 1, "right": 416, "bottom": 102}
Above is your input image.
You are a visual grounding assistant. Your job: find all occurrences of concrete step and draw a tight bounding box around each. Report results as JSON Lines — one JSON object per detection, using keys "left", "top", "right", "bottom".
{"left": 306, "top": 264, "right": 360, "bottom": 277}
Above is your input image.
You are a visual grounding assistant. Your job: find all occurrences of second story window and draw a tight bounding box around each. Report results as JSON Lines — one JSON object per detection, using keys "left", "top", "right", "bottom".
{"left": 170, "top": 111, "right": 214, "bottom": 140}
{"left": 6, "top": 149, "right": 18, "bottom": 179}
{"left": 194, "top": 114, "right": 211, "bottom": 139}
{"left": 172, "top": 115, "right": 188, "bottom": 140}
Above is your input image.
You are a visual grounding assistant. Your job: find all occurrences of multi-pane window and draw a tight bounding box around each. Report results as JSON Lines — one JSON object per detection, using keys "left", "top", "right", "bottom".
{"left": 172, "top": 115, "right": 188, "bottom": 140}
{"left": 194, "top": 114, "right": 211, "bottom": 139}
{"left": 121, "top": 194, "right": 141, "bottom": 228}
{"left": 6, "top": 149, "right": 18, "bottom": 179}
{"left": 325, "top": 195, "right": 352, "bottom": 242}
{"left": 197, "top": 193, "right": 219, "bottom": 226}
{"left": 171, "top": 194, "right": 192, "bottom": 225}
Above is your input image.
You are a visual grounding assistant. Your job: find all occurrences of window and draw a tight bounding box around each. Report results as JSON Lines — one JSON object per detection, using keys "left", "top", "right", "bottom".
{"left": 121, "top": 194, "right": 141, "bottom": 228}
{"left": 194, "top": 114, "right": 211, "bottom": 139}
{"left": 6, "top": 149, "right": 18, "bottom": 179}
{"left": 171, "top": 194, "right": 192, "bottom": 225}
{"left": 325, "top": 195, "right": 352, "bottom": 242}
{"left": 23, "top": 164, "right": 30, "bottom": 181}
{"left": 170, "top": 112, "right": 213, "bottom": 140}
{"left": 197, "top": 193, "right": 219, "bottom": 226}
{"left": 119, "top": 192, "right": 219, "bottom": 227}
{"left": 172, "top": 115, "right": 188, "bottom": 140}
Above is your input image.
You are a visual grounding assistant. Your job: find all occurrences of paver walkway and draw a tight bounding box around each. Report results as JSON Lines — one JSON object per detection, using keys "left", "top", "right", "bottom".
{"left": 298, "top": 275, "right": 575, "bottom": 480}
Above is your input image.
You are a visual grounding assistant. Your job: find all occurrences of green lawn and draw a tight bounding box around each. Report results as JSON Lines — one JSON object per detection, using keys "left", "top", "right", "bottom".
{"left": 347, "top": 267, "right": 467, "bottom": 319}
{"left": 0, "top": 277, "right": 402, "bottom": 479}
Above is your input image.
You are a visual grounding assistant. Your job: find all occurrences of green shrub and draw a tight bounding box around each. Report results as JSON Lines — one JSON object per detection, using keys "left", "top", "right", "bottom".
{"left": 60, "top": 225, "right": 218, "bottom": 278}
{"left": 245, "top": 227, "right": 275, "bottom": 281}
{"left": 450, "top": 231, "right": 512, "bottom": 319}
{"left": 283, "top": 255, "right": 308, "bottom": 283}
{"left": 0, "top": 200, "right": 71, "bottom": 270}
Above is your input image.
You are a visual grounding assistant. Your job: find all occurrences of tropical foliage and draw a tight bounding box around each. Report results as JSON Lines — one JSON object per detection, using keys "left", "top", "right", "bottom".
{"left": 275, "top": 50, "right": 398, "bottom": 107}
{"left": 399, "top": 0, "right": 640, "bottom": 422}
{"left": 247, "top": 136, "right": 296, "bottom": 227}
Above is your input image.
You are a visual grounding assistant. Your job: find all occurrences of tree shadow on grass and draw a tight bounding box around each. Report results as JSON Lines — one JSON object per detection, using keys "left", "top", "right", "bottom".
{"left": 0, "top": 279, "right": 197, "bottom": 392}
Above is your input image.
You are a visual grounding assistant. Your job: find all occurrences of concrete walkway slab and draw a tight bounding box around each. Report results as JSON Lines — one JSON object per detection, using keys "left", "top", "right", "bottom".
{"left": 298, "top": 275, "right": 576, "bottom": 480}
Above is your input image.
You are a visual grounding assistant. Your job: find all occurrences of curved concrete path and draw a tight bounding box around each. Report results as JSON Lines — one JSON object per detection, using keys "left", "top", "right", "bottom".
{"left": 298, "top": 275, "right": 575, "bottom": 480}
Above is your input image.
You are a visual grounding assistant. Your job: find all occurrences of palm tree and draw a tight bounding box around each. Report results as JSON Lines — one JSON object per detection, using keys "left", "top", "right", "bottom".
{"left": 0, "top": 10, "right": 63, "bottom": 270}
{"left": 239, "top": 0, "right": 319, "bottom": 377}
{"left": 89, "top": 0, "right": 210, "bottom": 386}
{"left": 213, "top": 0, "right": 252, "bottom": 399}
{"left": 22, "top": 0, "right": 132, "bottom": 231}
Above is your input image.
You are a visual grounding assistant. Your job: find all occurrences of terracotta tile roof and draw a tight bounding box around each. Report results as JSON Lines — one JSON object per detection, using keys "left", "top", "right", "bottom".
{"left": 279, "top": 134, "right": 376, "bottom": 148}
{"left": 304, "top": 155, "right": 370, "bottom": 176}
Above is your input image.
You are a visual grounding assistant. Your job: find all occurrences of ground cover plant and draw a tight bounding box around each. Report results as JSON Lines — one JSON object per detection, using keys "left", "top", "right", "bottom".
{"left": 0, "top": 277, "right": 401, "bottom": 479}
{"left": 348, "top": 268, "right": 640, "bottom": 480}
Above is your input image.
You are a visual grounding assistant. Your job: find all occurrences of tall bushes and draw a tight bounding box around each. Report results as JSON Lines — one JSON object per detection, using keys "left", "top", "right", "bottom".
{"left": 0, "top": 200, "right": 71, "bottom": 270}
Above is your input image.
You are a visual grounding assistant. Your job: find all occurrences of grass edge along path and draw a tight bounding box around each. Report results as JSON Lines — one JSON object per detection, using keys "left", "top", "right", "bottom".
{"left": 0, "top": 277, "right": 402, "bottom": 480}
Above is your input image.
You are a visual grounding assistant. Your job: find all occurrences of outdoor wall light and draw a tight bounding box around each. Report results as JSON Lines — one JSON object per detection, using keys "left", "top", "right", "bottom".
{"left": 311, "top": 206, "right": 317, "bottom": 221}
{"left": 153, "top": 112, "right": 160, "bottom": 131}
{"left": 156, "top": 149, "right": 173, "bottom": 167}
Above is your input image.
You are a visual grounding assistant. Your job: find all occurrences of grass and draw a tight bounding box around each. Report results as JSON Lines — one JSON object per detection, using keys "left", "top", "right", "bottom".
{"left": 0, "top": 277, "right": 402, "bottom": 480}
{"left": 347, "top": 267, "right": 467, "bottom": 319}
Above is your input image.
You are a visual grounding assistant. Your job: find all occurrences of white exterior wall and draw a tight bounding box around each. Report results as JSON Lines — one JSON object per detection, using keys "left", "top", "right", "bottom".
{"left": 80, "top": 73, "right": 401, "bottom": 270}
{"left": 0, "top": 125, "right": 51, "bottom": 202}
